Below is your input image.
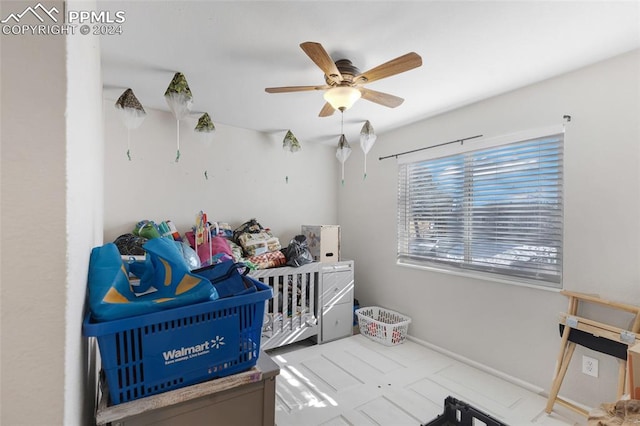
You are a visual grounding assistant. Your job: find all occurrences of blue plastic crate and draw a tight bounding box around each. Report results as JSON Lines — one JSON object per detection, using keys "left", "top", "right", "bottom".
{"left": 83, "top": 277, "right": 272, "bottom": 405}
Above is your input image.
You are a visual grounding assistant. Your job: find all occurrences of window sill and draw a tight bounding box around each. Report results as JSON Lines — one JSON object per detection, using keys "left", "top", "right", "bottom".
{"left": 396, "top": 260, "right": 563, "bottom": 293}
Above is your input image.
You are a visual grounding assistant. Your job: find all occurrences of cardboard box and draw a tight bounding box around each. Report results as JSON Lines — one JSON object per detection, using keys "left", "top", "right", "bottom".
{"left": 301, "top": 225, "right": 340, "bottom": 263}
{"left": 629, "top": 343, "right": 640, "bottom": 399}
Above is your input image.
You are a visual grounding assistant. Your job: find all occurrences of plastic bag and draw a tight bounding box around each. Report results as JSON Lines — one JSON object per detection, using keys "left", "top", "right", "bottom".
{"left": 175, "top": 241, "right": 201, "bottom": 270}
{"left": 284, "top": 235, "right": 313, "bottom": 267}
{"left": 185, "top": 230, "right": 232, "bottom": 266}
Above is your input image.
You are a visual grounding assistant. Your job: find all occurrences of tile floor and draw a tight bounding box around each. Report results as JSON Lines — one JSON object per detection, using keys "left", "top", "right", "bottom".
{"left": 267, "top": 334, "right": 586, "bottom": 426}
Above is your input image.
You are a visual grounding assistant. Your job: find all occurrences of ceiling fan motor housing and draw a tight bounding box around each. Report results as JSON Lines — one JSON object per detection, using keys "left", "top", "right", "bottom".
{"left": 325, "top": 59, "right": 363, "bottom": 86}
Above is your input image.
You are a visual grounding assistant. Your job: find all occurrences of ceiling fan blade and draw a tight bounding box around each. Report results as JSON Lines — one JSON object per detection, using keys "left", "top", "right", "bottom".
{"left": 319, "top": 102, "right": 335, "bottom": 117}
{"left": 265, "top": 85, "right": 328, "bottom": 93}
{"left": 300, "top": 42, "right": 342, "bottom": 84}
{"left": 356, "top": 52, "right": 422, "bottom": 84}
{"left": 360, "top": 88, "right": 404, "bottom": 108}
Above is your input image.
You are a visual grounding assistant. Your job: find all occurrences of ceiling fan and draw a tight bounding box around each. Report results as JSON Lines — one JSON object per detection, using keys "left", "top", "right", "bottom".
{"left": 265, "top": 41, "right": 422, "bottom": 117}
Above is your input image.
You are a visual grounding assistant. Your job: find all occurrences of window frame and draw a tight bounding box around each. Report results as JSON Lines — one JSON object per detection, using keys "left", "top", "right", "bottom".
{"left": 396, "top": 126, "right": 565, "bottom": 290}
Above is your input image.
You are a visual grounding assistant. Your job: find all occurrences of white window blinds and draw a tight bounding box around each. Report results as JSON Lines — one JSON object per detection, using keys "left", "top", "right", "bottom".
{"left": 397, "top": 132, "right": 564, "bottom": 287}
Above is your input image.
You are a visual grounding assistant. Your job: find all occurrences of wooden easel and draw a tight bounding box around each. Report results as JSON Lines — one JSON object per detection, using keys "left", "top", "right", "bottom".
{"left": 546, "top": 290, "right": 640, "bottom": 416}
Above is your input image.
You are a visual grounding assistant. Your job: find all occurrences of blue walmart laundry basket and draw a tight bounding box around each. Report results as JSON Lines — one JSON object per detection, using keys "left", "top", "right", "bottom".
{"left": 83, "top": 277, "right": 272, "bottom": 404}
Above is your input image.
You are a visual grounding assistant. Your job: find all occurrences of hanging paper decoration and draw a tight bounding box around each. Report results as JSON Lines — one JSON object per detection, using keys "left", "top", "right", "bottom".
{"left": 194, "top": 112, "right": 215, "bottom": 146}
{"left": 283, "top": 130, "right": 301, "bottom": 184}
{"left": 165, "top": 72, "right": 193, "bottom": 119}
{"left": 115, "top": 88, "right": 146, "bottom": 161}
{"left": 359, "top": 120, "right": 377, "bottom": 180}
{"left": 194, "top": 112, "right": 215, "bottom": 180}
{"left": 283, "top": 130, "right": 301, "bottom": 153}
{"left": 194, "top": 112, "right": 215, "bottom": 133}
{"left": 164, "top": 72, "right": 193, "bottom": 162}
{"left": 336, "top": 134, "right": 352, "bottom": 186}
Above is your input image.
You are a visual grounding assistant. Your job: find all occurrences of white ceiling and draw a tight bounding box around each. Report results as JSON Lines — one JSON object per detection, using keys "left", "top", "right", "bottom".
{"left": 99, "top": 1, "right": 640, "bottom": 145}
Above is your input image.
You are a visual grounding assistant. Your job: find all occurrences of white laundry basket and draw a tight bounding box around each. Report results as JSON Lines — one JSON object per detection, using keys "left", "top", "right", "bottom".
{"left": 356, "top": 306, "right": 411, "bottom": 346}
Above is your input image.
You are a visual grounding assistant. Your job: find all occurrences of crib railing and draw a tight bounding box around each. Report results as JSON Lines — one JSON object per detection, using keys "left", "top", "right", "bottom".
{"left": 249, "top": 262, "right": 319, "bottom": 350}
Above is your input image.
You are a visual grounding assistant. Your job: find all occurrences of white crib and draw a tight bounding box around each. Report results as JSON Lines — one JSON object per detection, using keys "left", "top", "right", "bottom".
{"left": 249, "top": 262, "right": 319, "bottom": 350}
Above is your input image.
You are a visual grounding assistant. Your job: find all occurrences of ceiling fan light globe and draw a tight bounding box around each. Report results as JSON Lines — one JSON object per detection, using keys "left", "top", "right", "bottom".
{"left": 324, "top": 86, "right": 361, "bottom": 111}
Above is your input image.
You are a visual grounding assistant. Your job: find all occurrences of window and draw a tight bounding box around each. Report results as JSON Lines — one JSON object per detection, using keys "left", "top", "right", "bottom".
{"left": 397, "top": 130, "right": 563, "bottom": 288}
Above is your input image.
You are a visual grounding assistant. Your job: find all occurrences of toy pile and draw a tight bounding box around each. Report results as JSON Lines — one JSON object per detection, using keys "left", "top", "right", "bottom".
{"left": 113, "top": 214, "right": 310, "bottom": 271}
{"left": 91, "top": 212, "right": 291, "bottom": 322}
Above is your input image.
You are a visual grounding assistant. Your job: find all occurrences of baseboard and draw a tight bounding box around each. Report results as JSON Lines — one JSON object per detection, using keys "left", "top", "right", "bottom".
{"left": 406, "top": 335, "right": 544, "bottom": 394}
{"left": 405, "top": 335, "right": 592, "bottom": 414}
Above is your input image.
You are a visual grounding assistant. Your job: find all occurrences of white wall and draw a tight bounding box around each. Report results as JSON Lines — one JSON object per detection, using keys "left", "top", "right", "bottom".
{"left": 1, "top": 3, "right": 67, "bottom": 423}
{"left": 339, "top": 50, "right": 640, "bottom": 409}
{"left": 103, "top": 105, "right": 340, "bottom": 245}
{"left": 1, "top": 2, "right": 103, "bottom": 423}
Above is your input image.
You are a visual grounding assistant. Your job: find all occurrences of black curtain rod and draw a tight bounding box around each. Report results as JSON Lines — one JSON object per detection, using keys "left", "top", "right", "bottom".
{"left": 379, "top": 134, "right": 484, "bottom": 161}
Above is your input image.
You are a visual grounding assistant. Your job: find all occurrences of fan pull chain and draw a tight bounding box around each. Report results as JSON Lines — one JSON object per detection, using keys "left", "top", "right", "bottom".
{"left": 341, "top": 112, "right": 345, "bottom": 186}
